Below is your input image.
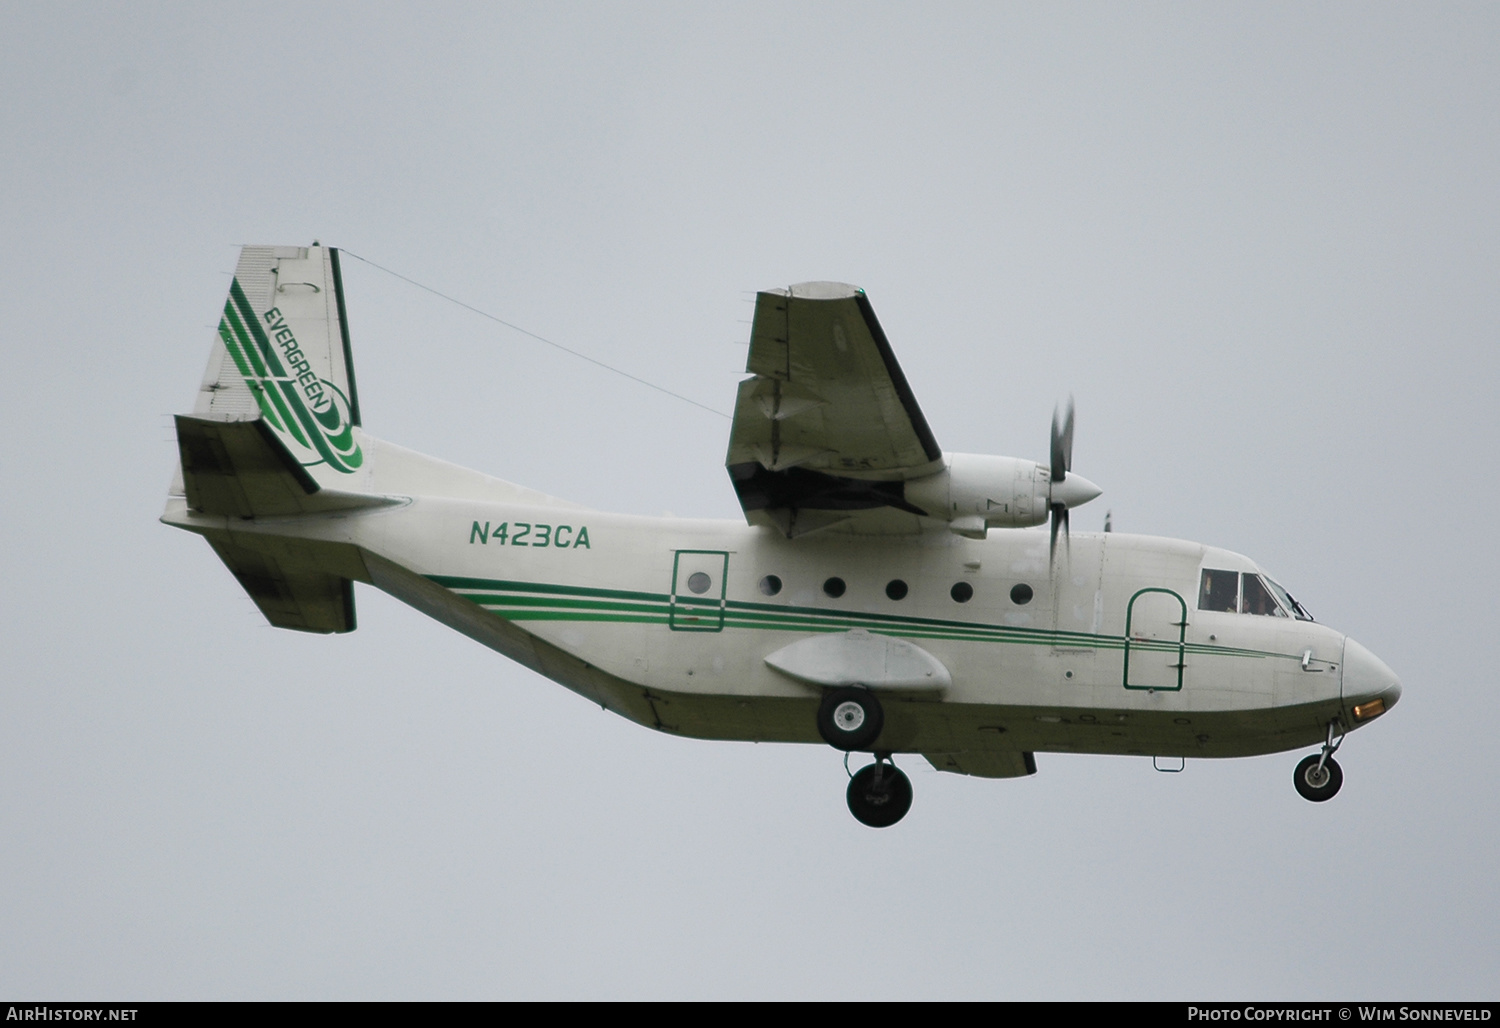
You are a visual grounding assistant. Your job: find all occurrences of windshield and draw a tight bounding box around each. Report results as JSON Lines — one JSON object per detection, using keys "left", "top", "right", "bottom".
{"left": 1263, "top": 575, "right": 1314, "bottom": 621}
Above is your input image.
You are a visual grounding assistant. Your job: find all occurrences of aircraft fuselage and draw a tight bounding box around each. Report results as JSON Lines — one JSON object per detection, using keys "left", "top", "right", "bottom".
{"left": 168, "top": 437, "right": 1397, "bottom": 771}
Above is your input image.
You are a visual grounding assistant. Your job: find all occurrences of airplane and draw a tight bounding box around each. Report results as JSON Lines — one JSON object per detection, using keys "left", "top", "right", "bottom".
{"left": 162, "top": 243, "right": 1402, "bottom": 827}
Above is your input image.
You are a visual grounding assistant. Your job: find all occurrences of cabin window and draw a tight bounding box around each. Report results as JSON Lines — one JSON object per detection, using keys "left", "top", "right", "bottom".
{"left": 823, "top": 577, "right": 846, "bottom": 598}
{"left": 759, "top": 575, "right": 782, "bottom": 596}
{"left": 1010, "top": 583, "right": 1033, "bottom": 605}
{"left": 686, "top": 572, "right": 712, "bottom": 595}
{"left": 885, "top": 579, "right": 908, "bottom": 601}
{"left": 950, "top": 581, "right": 974, "bottom": 603}
{"left": 1241, "top": 574, "right": 1287, "bottom": 617}
{"left": 1199, "top": 569, "right": 1240, "bottom": 612}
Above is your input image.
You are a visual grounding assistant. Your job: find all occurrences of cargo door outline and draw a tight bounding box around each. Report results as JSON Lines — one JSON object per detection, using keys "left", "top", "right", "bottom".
{"left": 1123, "top": 588, "right": 1187, "bottom": 691}
{"left": 669, "top": 550, "right": 728, "bottom": 632}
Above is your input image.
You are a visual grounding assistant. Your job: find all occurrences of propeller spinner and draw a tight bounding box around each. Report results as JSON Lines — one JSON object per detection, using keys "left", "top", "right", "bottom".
{"left": 1048, "top": 397, "right": 1102, "bottom": 561}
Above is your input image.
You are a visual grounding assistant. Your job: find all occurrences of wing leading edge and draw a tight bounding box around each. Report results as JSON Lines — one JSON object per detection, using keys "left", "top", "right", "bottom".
{"left": 726, "top": 283, "right": 944, "bottom": 537}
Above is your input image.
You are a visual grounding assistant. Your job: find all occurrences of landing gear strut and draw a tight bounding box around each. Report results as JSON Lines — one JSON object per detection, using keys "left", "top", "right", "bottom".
{"left": 846, "top": 753, "right": 912, "bottom": 828}
{"left": 1294, "top": 719, "right": 1345, "bottom": 802}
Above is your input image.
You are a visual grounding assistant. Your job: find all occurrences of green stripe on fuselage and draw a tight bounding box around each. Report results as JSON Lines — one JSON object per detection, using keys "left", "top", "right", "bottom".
{"left": 434, "top": 574, "right": 1297, "bottom": 663}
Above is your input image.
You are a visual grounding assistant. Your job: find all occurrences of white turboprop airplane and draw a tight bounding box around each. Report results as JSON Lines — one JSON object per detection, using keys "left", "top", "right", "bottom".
{"left": 163, "top": 244, "right": 1402, "bottom": 827}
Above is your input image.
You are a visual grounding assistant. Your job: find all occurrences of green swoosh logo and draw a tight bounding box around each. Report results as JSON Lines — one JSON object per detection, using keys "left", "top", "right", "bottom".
{"left": 218, "top": 278, "right": 363, "bottom": 473}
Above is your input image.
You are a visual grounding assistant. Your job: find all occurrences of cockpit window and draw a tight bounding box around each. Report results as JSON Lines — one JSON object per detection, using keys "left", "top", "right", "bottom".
{"left": 1241, "top": 574, "right": 1288, "bottom": 617}
{"left": 1263, "top": 575, "right": 1315, "bottom": 621}
{"left": 1200, "top": 568, "right": 1308, "bottom": 619}
{"left": 1199, "top": 569, "right": 1240, "bottom": 612}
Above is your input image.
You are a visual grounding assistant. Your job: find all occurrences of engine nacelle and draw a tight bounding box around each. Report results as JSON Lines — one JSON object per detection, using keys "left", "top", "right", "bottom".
{"left": 904, "top": 453, "right": 1052, "bottom": 538}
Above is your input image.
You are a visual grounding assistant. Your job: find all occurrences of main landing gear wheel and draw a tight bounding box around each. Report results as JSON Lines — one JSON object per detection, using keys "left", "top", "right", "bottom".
{"left": 847, "top": 759, "right": 913, "bottom": 828}
{"left": 1294, "top": 754, "right": 1343, "bottom": 802}
{"left": 817, "top": 686, "right": 884, "bottom": 751}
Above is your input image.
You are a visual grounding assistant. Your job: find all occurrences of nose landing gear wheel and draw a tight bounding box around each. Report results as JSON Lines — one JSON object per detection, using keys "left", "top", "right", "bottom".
{"left": 817, "top": 686, "right": 884, "bottom": 751}
{"left": 1294, "top": 753, "right": 1343, "bottom": 802}
{"left": 847, "top": 760, "right": 913, "bottom": 828}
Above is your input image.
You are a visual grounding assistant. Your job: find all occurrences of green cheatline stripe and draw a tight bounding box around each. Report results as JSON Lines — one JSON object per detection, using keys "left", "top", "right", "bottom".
{"left": 431, "top": 574, "right": 660, "bottom": 603}
{"left": 484, "top": 610, "right": 669, "bottom": 626}
{"left": 466, "top": 595, "right": 669, "bottom": 617}
{"left": 440, "top": 575, "right": 1303, "bottom": 662}
{"left": 446, "top": 574, "right": 1101, "bottom": 643}
{"left": 455, "top": 587, "right": 1018, "bottom": 640}
{"left": 472, "top": 601, "right": 1273, "bottom": 656}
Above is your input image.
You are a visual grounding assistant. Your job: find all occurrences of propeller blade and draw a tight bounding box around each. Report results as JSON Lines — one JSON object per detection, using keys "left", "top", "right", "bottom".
{"left": 1050, "top": 397, "right": 1075, "bottom": 483}
{"left": 1049, "top": 504, "right": 1070, "bottom": 565}
{"left": 1048, "top": 397, "right": 1082, "bottom": 569}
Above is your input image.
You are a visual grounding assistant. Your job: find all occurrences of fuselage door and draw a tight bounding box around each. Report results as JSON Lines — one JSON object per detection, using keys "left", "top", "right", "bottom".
{"left": 1123, "top": 588, "right": 1188, "bottom": 691}
{"left": 670, "top": 550, "right": 729, "bottom": 632}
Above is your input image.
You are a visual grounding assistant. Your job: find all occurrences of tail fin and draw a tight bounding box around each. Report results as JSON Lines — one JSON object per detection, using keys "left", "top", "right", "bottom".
{"left": 166, "top": 244, "right": 379, "bottom": 634}
{"left": 196, "top": 244, "right": 367, "bottom": 489}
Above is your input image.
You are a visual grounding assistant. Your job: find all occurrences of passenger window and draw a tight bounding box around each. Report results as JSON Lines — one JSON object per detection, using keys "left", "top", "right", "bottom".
{"left": 1199, "top": 569, "right": 1239, "bottom": 612}
{"left": 1241, "top": 574, "right": 1287, "bottom": 617}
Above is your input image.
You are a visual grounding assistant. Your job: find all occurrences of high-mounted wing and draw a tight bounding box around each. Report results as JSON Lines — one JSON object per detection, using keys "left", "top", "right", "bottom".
{"left": 726, "top": 283, "right": 944, "bottom": 537}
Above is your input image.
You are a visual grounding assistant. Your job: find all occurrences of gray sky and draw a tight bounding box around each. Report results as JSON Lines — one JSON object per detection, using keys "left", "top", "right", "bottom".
{"left": 2, "top": 2, "right": 1496, "bottom": 999}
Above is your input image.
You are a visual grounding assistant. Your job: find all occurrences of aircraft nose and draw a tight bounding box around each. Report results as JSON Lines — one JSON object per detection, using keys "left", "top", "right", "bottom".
{"left": 1342, "top": 636, "right": 1401, "bottom": 721}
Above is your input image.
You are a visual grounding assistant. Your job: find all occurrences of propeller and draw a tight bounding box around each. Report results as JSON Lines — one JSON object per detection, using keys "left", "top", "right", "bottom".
{"left": 1047, "top": 396, "right": 1102, "bottom": 564}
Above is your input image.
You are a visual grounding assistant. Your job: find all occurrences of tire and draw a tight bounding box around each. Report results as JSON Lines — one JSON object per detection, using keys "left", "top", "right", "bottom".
{"left": 847, "top": 762, "right": 913, "bottom": 828}
{"left": 816, "top": 687, "right": 884, "bottom": 751}
{"left": 1293, "top": 754, "right": 1343, "bottom": 802}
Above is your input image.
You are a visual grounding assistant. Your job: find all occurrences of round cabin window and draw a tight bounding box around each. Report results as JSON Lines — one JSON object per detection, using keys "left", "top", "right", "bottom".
{"left": 759, "top": 575, "right": 782, "bottom": 596}
{"left": 1010, "top": 583, "right": 1033, "bottom": 605}
{"left": 950, "top": 581, "right": 973, "bottom": 603}
{"left": 823, "top": 577, "right": 847, "bottom": 598}
{"left": 687, "top": 572, "right": 712, "bottom": 595}
{"left": 885, "top": 579, "right": 908, "bottom": 601}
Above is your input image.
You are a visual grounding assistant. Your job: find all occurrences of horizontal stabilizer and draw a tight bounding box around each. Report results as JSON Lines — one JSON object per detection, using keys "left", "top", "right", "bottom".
{"left": 175, "top": 415, "right": 398, "bottom": 518}
{"left": 204, "top": 534, "right": 359, "bottom": 634}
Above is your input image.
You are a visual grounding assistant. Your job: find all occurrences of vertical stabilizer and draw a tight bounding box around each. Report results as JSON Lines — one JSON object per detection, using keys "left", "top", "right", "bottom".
{"left": 197, "top": 244, "right": 367, "bottom": 491}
